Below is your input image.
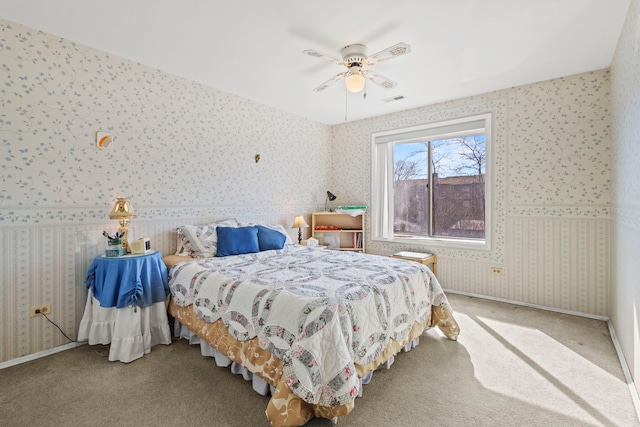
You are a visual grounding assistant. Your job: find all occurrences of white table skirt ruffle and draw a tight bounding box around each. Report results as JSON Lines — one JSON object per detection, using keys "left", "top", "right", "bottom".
{"left": 78, "top": 289, "right": 172, "bottom": 363}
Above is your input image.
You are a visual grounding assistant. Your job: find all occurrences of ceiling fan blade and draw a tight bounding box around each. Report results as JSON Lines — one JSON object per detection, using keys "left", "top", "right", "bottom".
{"left": 303, "top": 49, "right": 344, "bottom": 66}
{"left": 312, "top": 72, "right": 346, "bottom": 92}
{"left": 368, "top": 72, "right": 397, "bottom": 89}
{"left": 366, "top": 42, "right": 411, "bottom": 64}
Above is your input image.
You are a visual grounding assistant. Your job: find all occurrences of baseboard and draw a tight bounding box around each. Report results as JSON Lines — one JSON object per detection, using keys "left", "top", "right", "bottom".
{"left": 445, "top": 289, "right": 640, "bottom": 422}
{"left": 607, "top": 320, "right": 640, "bottom": 421}
{"left": 0, "top": 342, "right": 84, "bottom": 370}
{"left": 444, "top": 289, "right": 609, "bottom": 321}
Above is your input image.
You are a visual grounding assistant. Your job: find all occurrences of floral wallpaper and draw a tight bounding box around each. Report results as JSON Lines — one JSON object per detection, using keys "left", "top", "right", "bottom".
{"left": 508, "top": 73, "right": 611, "bottom": 207}
{"left": 0, "top": 19, "right": 331, "bottom": 225}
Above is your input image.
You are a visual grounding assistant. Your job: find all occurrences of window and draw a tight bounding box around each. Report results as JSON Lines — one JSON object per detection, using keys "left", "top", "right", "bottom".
{"left": 371, "top": 114, "right": 491, "bottom": 249}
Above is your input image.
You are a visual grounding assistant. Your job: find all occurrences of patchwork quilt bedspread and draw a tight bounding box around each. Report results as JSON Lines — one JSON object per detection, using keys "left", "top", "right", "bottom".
{"left": 169, "top": 245, "right": 459, "bottom": 408}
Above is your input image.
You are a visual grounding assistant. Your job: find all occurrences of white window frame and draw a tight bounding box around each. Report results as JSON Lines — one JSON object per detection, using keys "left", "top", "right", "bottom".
{"left": 371, "top": 113, "right": 492, "bottom": 251}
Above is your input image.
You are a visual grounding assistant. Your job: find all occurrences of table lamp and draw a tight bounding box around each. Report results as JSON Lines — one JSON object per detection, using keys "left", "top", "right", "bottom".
{"left": 291, "top": 215, "right": 309, "bottom": 245}
{"left": 109, "top": 197, "right": 137, "bottom": 253}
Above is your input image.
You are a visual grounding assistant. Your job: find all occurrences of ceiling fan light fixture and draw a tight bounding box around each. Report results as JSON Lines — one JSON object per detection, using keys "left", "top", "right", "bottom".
{"left": 345, "top": 72, "right": 366, "bottom": 93}
{"left": 304, "top": 42, "right": 410, "bottom": 93}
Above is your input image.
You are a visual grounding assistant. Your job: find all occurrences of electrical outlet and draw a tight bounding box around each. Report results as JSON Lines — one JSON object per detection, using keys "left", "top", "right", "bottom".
{"left": 490, "top": 267, "right": 503, "bottom": 274}
{"left": 30, "top": 304, "right": 52, "bottom": 317}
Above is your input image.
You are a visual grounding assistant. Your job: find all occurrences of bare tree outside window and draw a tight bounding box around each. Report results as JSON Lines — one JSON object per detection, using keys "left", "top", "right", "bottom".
{"left": 394, "top": 143, "right": 427, "bottom": 235}
{"left": 393, "top": 135, "right": 486, "bottom": 240}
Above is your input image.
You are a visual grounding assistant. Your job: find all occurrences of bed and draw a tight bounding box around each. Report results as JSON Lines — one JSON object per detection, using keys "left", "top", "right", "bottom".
{"left": 164, "top": 220, "right": 460, "bottom": 426}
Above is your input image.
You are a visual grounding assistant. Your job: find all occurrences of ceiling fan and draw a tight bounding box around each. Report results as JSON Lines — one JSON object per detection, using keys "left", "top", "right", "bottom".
{"left": 303, "top": 42, "right": 411, "bottom": 94}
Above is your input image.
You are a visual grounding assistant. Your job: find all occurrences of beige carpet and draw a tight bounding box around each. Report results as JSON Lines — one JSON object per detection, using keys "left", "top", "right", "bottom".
{"left": 1, "top": 293, "right": 638, "bottom": 427}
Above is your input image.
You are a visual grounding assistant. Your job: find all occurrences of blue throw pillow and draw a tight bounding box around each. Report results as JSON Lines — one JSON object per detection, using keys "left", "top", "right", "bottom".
{"left": 216, "top": 226, "right": 260, "bottom": 257}
{"left": 256, "top": 225, "right": 286, "bottom": 251}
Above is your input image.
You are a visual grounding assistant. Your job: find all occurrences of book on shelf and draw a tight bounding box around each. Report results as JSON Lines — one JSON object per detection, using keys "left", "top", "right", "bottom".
{"left": 352, "top": 232, "right": 363, "bottom": 249}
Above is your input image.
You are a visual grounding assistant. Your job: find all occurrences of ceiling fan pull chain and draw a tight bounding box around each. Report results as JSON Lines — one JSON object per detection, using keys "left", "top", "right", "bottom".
{"left": 345, "top": 89, "right": 348, "bottom": 121}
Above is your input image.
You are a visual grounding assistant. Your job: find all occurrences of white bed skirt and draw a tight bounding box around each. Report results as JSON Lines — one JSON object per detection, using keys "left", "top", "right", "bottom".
{"left": 173, "top": 320, "right": 420, "bottom": 398}
{"left": 78, "top": 289, "right": 172, "bottom": 363}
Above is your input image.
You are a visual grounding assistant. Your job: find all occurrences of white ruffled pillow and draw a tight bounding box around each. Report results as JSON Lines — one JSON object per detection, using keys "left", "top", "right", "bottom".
{"left": 176, "top": 218, "right": 239, "bottom": 257}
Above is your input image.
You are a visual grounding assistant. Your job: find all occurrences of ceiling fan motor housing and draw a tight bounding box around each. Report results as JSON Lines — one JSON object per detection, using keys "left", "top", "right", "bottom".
{"left": 341, "top": 44, "right": 368, "bottom": 66}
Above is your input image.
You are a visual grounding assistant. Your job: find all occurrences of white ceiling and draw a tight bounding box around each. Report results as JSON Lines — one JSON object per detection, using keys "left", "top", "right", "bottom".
{"left": 0, "top": 0, "right": 631, "bottom": 125}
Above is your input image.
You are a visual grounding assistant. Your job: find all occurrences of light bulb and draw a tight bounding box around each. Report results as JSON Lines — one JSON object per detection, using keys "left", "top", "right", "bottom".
{"left": 345, "top": 73, "right": 365, "bottom": 93}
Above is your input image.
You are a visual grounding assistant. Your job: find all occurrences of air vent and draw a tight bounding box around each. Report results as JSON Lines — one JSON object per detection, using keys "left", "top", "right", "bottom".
{"left": 382, "top": 95, "right": 405, "bottom": 103}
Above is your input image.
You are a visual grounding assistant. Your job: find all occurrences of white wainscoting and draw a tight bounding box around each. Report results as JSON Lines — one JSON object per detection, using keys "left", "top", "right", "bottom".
{"left": 437, "top": 216, "right": 609, "bottom": 317}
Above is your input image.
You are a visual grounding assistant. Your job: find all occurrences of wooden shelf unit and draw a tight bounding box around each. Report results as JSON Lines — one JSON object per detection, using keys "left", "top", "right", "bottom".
{"left": 311, "top": 212, "right": 365, "bottom": 253}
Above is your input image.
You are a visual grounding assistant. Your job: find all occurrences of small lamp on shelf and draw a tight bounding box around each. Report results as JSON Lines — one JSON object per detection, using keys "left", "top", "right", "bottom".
{"left": 325, "top": 191, "right": 337, "bottom": 212}
{"left": 109, "top": 197, "right": 137, "bottom": 253}
{"left": 291, "top": 215, "right": 309, "bottom": 245}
